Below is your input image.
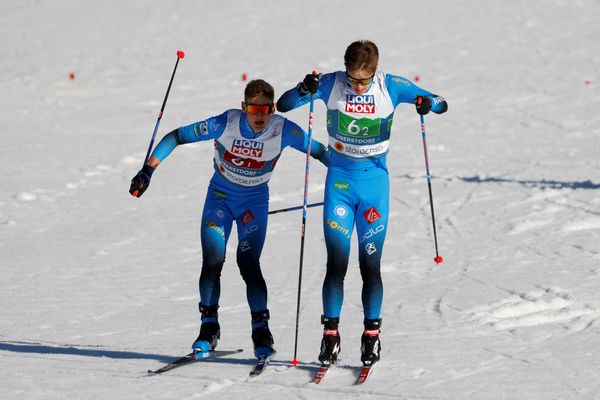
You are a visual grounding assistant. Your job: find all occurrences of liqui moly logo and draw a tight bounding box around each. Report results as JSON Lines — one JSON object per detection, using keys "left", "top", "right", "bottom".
{"left": 345, "top": 95, "right": 375, "bottom": 114}
{"left": 231, "top": 139, "right": 264, "bottom": 157}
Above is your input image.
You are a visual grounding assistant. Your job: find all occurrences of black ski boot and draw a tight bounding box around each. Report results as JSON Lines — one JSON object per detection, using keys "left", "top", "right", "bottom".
{"left": 251, "top": 310, "right": 275, "bottom": 359}
{"left": 360, "top": 318, "right": 381, "bottom": 366}
{"left": 192, "top": 304, "right": 220, "bottom": 353}
{"left": 318, "top": 316, "right": 341, "bottom": 366}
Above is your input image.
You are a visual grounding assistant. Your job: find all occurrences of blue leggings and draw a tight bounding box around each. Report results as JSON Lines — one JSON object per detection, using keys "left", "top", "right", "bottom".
{"left": 199, "top": 181, "right": 269, "bottom": 312}
{"left": 322, "top": 165, "right": 389, "bottom": 320}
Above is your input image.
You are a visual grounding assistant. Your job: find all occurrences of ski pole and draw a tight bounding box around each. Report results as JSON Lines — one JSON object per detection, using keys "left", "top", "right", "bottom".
{"left": 141, "top": 50, "right": 185, "bottom": 167}
{"left": 290, "top": 84, "right": 318, "bottom": 366}
{"left": 268, "top": 202, "right": 323, "bottom": 215}
{"left": 419, "top": 114, "right": 444, "bottom": 264}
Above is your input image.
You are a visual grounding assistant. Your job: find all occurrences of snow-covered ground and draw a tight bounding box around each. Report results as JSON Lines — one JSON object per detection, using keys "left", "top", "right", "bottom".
{"left": 2, "top": 1, "right": 600, "bottom": 398}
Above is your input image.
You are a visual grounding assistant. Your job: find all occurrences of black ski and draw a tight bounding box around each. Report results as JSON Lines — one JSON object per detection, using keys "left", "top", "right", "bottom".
{"left": 147, "top": 349, "right": 243, "bottom": 375}
{"left": 249, "top": 355, "right": 271, "bottom": 377}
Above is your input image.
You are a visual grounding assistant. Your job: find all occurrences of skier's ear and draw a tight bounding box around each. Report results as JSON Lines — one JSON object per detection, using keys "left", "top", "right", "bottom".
{"left": 241, "top": 101, "right": 247, "bottom": 114}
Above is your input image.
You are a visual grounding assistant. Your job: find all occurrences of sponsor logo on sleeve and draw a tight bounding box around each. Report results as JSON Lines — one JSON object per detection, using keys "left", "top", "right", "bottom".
{"left": 391, "top": 76, "right": 410, "bottom": 86}
{"left": 194, "top": 122, "right": 209, "bottom": 137}
{"left": 363, "top": 207, "right": 381, "bottom": 224}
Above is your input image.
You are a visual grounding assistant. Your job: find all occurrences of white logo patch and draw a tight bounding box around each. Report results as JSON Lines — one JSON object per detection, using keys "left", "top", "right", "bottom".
{"left": 365, "top": 242, "right": 377, "bottom": 255}
{"left": 240, "top": 241, "right": 251, "bottom": 252}
{"left": 334, "top": 205, "right": 348, "bottom": 218}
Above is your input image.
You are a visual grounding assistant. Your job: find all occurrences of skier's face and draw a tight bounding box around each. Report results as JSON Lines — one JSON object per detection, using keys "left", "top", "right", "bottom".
{"left": 346, "top": 68, "right": 375, "bottom": 95}
{"left": 242, "top": 94, "right": 275, "bottom": 133}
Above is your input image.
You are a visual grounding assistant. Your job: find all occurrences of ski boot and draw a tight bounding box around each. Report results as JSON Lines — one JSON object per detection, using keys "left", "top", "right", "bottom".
{"left": 318, "top": 316, "right": 341, "bottom": 366}
{"left": 360, "top": 318, "right": 381, "bottom": 366}
{"left": 251, "top": 310, "right": 275, "bottom": 359}
{"left": 192, "top": 304, "right": 220, "bottom": 353}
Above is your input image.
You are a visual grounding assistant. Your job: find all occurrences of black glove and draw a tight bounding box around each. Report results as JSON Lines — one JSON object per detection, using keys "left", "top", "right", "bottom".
{"left": 415, "top": 95, "right": 432, "bottom": 115}
{"left": 297, "top": 72, "right": 321, "bottom": 96}
{"left": 129, "top": 164, "right": 155, "bottom": 198}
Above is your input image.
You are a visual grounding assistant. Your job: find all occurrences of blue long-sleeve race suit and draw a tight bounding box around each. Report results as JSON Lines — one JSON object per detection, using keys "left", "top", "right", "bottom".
{"left": 151, "top": 109, "right": 328, "bottom": 313}
{"left": 277, "top": 71, "right": 447, "bottom": 320}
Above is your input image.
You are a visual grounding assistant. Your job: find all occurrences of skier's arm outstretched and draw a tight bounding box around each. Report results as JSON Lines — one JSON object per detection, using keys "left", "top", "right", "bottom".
{"left": 385, "top": 74, "right": 448, "bottom": 115}
{"left": 129, "top": 112, "right": 228, "bottom": 197}
{"left": 281, "top": 119, "right": 330, "bottom": 167}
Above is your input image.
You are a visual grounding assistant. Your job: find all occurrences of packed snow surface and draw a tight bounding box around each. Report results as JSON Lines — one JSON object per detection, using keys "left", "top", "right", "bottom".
{"left": 1, "top": 1, "right": 600, "bottom": 399}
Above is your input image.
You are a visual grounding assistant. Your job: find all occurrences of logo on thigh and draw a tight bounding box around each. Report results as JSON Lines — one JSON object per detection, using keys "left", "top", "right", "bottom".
{"left": 365, "top": 242, "right": 377, "bottom": 255}
{"left": 359, "top": 223, "right": 385, "bottom": 243}
{"left": 240, "top": 223, "right": 259, "bottom": 239}
{"left": 239, "top": 241, "right": 251, "bottom": 252}
{"left": 241, "top": 209, "right": 255, "bottom": 225}
{"left": 325, "top": 218, "right": 351, "bottom": 239}
{"left": 363, "top": 207, "right": 381, "bottom": 224}
{"left": 334, "top": 205, "right": 348, "bottom": 218}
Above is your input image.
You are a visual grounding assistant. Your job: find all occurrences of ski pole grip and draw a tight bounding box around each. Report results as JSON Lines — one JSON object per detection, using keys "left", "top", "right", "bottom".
{"left": 177, "top": 50, "right": 185, "bottom": 59}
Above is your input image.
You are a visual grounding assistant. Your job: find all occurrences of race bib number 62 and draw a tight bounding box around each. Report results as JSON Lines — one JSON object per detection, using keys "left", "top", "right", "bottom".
{"left": 338, "top": 113, "right": 381, "bottom": 137}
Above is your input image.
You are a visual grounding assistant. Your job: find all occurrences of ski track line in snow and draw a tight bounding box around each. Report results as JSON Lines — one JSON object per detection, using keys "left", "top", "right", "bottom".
{"left": 462, "top": 287, "right": 600, "bottom": 332}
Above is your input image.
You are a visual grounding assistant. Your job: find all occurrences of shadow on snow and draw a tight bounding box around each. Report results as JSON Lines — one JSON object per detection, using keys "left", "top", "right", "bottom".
{"left": 457, "top": 176, "right": 600, "bottom": 190}
{"left": 0, "top": 341, "right": 324, "bottom": 369}
{"left": 0, "top": 340, "right": 180, "bottom": 363}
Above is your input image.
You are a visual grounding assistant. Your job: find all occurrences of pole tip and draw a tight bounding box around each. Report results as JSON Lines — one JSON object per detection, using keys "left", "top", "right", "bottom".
{"left": 434, "top": 256, "right": 444, "bottom": 264}
{"left": 290, "top": 358, "right": 300, "bottom": 366}
{"left": 177, "top": 50, "right": 185, "bottom": 59}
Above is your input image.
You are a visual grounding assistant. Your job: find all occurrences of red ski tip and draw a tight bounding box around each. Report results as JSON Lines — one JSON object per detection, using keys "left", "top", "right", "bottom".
{"left": 434, "top": 256, "right": 444, "bottom": 264}
{"left": 177, "top": 50, "right": 185, "bottom": 59}
{"left": 312, "top": 69, "right": 318, "bottom": 75}
{"left": 290, "top": 358, "right": 300, "bottom": 366}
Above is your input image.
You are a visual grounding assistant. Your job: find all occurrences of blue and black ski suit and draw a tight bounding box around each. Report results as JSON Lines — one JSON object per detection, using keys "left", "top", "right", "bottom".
{"left": 150, "top": 109, "right": 328, "bottom": 313}
{"left": 277, "top": 71, "right": 447, "bottom": 320}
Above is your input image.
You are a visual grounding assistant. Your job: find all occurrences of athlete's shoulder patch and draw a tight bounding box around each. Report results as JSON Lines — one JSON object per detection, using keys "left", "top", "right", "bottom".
{"left": 194, "top": 121, "right": 209, "bottom": 137}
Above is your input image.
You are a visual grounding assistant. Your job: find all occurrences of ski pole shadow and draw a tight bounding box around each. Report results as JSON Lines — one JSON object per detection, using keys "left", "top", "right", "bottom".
{"left": 457, "top": 176, "right": 600, "bottom": 190}
{"left": 0, "top": 340, "right": 178, "bottom": 363}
